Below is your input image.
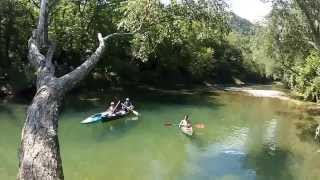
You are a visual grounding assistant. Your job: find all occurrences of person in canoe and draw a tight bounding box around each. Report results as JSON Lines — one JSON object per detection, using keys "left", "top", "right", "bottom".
{"left": 121, "top": 98, "right": 134, "bottom": 112}
{"left": 107, "top": 101, "right": 116, "bottom": 113}
{"left": 179, "top": 115, "right": 192, "bottom": 128}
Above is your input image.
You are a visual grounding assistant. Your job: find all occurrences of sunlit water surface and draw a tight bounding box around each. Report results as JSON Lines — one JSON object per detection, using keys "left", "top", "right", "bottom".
{"left": 1, "top": 87, "right": 320, "bottom": 180}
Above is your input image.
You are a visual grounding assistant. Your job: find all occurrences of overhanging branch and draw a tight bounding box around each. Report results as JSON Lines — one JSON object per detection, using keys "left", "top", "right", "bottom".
{"left": 103, "top": 32, "right": 133, "bottom": 41}
{"left": 58, "top": 32, "right": 133, "bottom": 93}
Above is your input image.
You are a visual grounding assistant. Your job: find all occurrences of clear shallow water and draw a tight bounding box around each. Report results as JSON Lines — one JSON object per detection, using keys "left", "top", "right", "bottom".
{"left": 1, "top": 87, "right": 320, "bottom": 180}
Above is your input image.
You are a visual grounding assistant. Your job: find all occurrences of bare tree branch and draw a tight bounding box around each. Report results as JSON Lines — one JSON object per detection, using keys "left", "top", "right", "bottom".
{"left": 103, "top": 32, "right": 133, "bottom": 41}
{"left": 37, "top": 0, "right": 57, "bottom": 48}
{"left": 28, "top": 0, "right": 40, "bottom": 9}
{"left": 45, "top": 41, "right": 56, "bottom": 75}
{"left": 308, "top": 41, "right": 319, "bottom": 50}
{"left": 58, "top": 32, "right": 133, "bottom": 93}
{"left": 27, "top": 36, "right": 45, "bottom": 69}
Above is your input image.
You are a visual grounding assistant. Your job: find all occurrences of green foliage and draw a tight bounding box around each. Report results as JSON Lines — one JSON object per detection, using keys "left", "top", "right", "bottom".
{"left": 293, "top": 51, "right": 320, "bottom": 101}
{"left": 51, "top": 0, "right": 122, "bottom": 52}
{"left": 118, "top": 0, "right": 231, "bottom": 81}
{"left": 1, "top": 0, "right": 271, "bottom": 92}
{"left": 229, "top": 13, "right": 255, "bottom": 35}
{"left": 0, "top": 0, "right": 36, "bottom": 90}
{"left": 250, "top": 0, "right": 320, "bottom": 102}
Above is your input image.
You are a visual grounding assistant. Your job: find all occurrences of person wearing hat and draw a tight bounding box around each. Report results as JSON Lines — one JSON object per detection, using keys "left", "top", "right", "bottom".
{"left": 107, "top": 101, "right": 115, "bottom": 113}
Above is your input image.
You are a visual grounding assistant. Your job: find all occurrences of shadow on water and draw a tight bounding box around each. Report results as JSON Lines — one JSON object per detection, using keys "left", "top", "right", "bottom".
{"left": 295, "top": 116, "right": 318, "bottom": 143}
{"left": 0, "top": 103, "right": 15, "bottom": 116}
{"left": 244, "top": 145, "right": 295, "bottom": 180}
{"left": 275, "top": 110, "right": 305, "bottom": 120}
{"left": 275, "top": 109, "right": 319, "bottom": 144}
{"left": 0, "top": 103, "right": 22, "bottom": 125}
{"left": 196, "top": 152, "right": 252, "bottom": 180}
{"left": 61, "top": 87, "right": 223, "bottom": 115}
{"left": 188, "top": 133, "right": 209, "bottom": 151}
{"left": 93, "top": 116, "right": 141, "bottom": 142}
{"left": 305, "top": 107, "right": 320, "bottom": 116}
{"left": 61, "top": 95, "right": 103, "bottom": 113}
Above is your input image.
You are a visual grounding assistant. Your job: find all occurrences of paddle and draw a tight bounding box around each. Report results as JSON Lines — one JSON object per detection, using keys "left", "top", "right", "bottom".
{"left": 121, "top": 103, "right": 139, "bottom": 116}
{"left": 111, "top": 101, "right": 121, "bottom": 114}
{"left": 164, "top": 122, "right": 205, "bottom": 129}
{"left": 164, "top": 122, "right": 179, "bottom": 127}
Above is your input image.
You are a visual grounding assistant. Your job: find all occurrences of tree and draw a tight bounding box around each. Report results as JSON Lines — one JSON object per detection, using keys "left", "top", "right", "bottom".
{"left": 295, "top": 0, "right": 320, "bottom": 49}
{"left": 17, "top": 0, "right": 130, "bottom": 179}
{"left": 118, "top": 0, "right": 230, "bottom": 81}
{"left": 253, "top": 0, "right": 320, "bottom": 102}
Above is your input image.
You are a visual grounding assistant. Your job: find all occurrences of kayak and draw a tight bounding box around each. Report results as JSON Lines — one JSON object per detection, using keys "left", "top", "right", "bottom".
{"left": 180, "top": 125, "right": 193, "bottom": 136}
{"left": 81, "top": 110, "right": 129, "bottom": 124}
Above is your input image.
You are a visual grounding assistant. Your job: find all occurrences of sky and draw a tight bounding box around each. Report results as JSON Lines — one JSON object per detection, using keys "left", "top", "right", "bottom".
{"left": 161, "top": 0, "right": 272, "bottom": 23}
{"left": 227, "top": 0, "right": 272, "bottom": 22}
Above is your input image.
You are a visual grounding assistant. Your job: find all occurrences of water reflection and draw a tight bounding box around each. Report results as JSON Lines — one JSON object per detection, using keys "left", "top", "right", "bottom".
{"left": 95, "top": 116, "right": 141, "bottom": 142}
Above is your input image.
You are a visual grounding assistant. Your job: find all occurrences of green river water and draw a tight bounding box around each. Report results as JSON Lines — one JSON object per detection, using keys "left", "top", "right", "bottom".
{"left": 1, "top": 86, "right": 320, "bottom": 180}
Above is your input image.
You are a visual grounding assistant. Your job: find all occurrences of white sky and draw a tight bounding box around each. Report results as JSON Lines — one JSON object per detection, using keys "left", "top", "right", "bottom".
{"left": 227, "top": 0, "right": 272, "bottom": 22}
{"left": 161, "top": 0, "right": 272, "bottom": 23}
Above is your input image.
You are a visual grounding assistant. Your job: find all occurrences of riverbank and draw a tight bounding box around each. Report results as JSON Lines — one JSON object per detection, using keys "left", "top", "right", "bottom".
{"left": 3, "top": 81, "right": 320, "bottom": 115}
{"left": 136, "top": 82, "right": 320, "bottom": 117}
{"left": 222, "top": 84, "right": 320, "bottom": 115}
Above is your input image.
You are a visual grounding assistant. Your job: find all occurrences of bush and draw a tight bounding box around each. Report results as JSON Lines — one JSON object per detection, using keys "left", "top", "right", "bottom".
{"left": 294, "top": 51, "right": 320, "bottom": 102}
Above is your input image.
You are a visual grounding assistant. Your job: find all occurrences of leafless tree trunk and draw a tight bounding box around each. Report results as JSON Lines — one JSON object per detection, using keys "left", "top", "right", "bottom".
{"left": 17, "top": 0, "right": 130, "bottom": 179}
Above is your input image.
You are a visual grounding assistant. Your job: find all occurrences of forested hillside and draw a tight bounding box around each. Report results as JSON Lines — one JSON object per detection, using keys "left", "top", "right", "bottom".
{"left": 230, "top": 13, "right": 255, "bottom": 35}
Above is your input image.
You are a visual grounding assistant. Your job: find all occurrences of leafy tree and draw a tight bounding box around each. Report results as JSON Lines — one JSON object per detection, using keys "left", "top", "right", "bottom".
{"left": 254, "top": 0, "right": 320, "bottom": 102}
{"left": 118, "top": 0, "right": 230, "bottom": 81}
{"left": 293, "top": 51, "right": 320, "bottom": 102}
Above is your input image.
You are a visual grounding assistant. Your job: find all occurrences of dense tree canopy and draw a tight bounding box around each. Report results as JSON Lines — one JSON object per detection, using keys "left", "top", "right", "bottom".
{"left": 0, "top": 0, "right": 268, "bottom": 95}
{"left": 7, "top": 0, "right": 320, "bottom": 100}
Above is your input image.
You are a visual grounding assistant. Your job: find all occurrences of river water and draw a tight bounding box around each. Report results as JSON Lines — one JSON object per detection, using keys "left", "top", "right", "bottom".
{"left": 1, "top": 86, "right": 320, "bottom": 180}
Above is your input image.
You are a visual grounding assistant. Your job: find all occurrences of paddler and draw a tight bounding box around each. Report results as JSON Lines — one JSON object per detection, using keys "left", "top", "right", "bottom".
{"left": 107, "top": 101, "right": 115, "bottom": 113}
{"left": 179, "top": 115, "right": 192, "bottom": 128}
{"left": 121, "top": 98, "right": 134, "bottom": 112}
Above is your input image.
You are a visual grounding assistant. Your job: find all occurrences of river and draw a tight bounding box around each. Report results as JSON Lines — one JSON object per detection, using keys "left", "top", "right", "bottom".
{"left": 1, "top": 86, "right": 320, "bottom": 180}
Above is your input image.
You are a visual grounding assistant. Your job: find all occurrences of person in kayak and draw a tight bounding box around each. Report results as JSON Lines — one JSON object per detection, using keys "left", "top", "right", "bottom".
{"left": 121, "top": 98, "right": 134, "bottom": 112}
{"left": 107, "top": 101, "right": 115, "bottom": 113}
{"left": 179, "top": 115, "right": 192, "bottom": 128}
